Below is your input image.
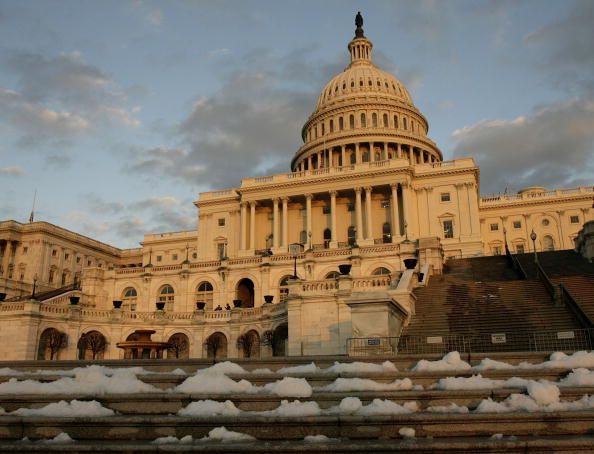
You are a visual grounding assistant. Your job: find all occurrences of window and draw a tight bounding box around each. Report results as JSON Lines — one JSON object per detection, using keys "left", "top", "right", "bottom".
{"left": 543, "top": 235, "right": 555, "bottom": 251}
{"left": 321, "top": 122, "right": 325, "bottom": 135}
{"left": 325, "top": 271, "right": 340, "bottom": 279}
{"left": 279, "top": 276, "right": 291, "bottom": 302}
{"left": 322, "top": 206, "right": 330, "bottom": 214}
{"left": 394, "top": 115, "right": 399, "bottom": 128}
{"left": 339, "top": 117, "right": 344, "bottom": 130}
{"left": 513, "top": 221, "right": 521, "bottom": 229}
{"left": 443, "top": 220, "right": 454, "bottom": 239}
{"left": 329, "top": 119, "right": 334, "bottom": 133}
{"left": 403, "top": 117, "right": 408, "bottom": 130}
{"left": 323, "top": 228, "right": 331, "bottom": 248}
{"left": 347, "top": 203, "right": 355, "bottom": 212}
{"left": 49, "top": 269, "right": 55, "bottom": 283}
{"left": 372, "top": 267, "right": 391, "bottom": 275}
{"left": 87, "top": 260, "right": 92, "bottom": 266}
{"left": 381, "top": 200, "right": 390, "bottom": 209}
{"left": 440, "top": 192, "right": 451, "bottom": 202}
{"left": 23, "top": 247, "right": 28, "bottom": 254}
{"left": 516, "top": 244, "right": 525, "bottom": 254}
{"left": 192, "top": 252, "right": 197, "bottom": 259}
{"left": 156, "top": 255, "right": 162, "bottom": 262}
{"left": 64, "top": 253, "right": 69, "bottom": 260}
{"left": 360, "top": 113, "right": 366, "bottom": 128}
{"left": 570, "top": 215, "right": 580, "bottom": 224}
{"left": 52, "top": 249, "right": 57, "bottom": 257}
{"left": 382, "top": 222, "right": 391, "bottom": 243}
{"left": 159, "top": 285, "right": 175, "bottom": 311}
{"left": 542, "top": 219, "right": 550, "bottom": 226}
{"left": 217, "top": 243, "right": 226, "bottom": 259}
{"left": 122, "top": 287, "right": 137, "bottom": 311}
{"left": 172, "top": 254, "right": 178, "bottom": 261}
{"left": 196, "top": 282, "right": 214, "bottom": 308}
{"left": 492, "top": 246, "right": 502, "bottom": 256}
{"left": 372, "top": 112, "right": 378, "bottom": 127}
{"left": 383, "top": 113, "right": 388, "bottom": 127}
{"left": 347, "top": 226, "right": 356, "bottom": 246}
{"left": 218, "top": 218, "right": 225, "bottom": 226}
{"left": 490, "top": 223, "right": 499, "bottom": 231}
{"left": 349, "top": 115, "right": 354, "bottom": 129}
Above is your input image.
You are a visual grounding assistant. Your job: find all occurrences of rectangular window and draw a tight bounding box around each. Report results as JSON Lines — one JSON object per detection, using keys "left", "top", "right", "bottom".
{"left": 492, "top": 246, "right": 502, "bottom": 256}
{"left": 440, "top": 192, "right": 451, "bottom": 202}
{"left": 52, "top": 249, "right": 57, "bottom": 256}
{"left": 322, "top": 206, "right": 330, "bottom": 214}
{"left": 347, "top": 203, "right": 355, "bottom": 212}
{"left": 570, "top": 215, "right": 580, "bottom": 224}
{"left": 156, "top": 255, "right": 162, "bottom": 262}
{"left": 87, "top": 260, "right": 92, "bottom": 266}
{"left": 23, "top": 247, "right": 28, "bottom": 254}
{"left": 443, "top": 220, "right": 454, "bottom": 239}
{"left": 490, "top": 223, "right": 499, "bottom": 231}
{"left": 513, "top": 221, "right": 521, "bottom": 229}
{"left": 76, "top": 257, "right": 81, "bottom": 264}
{"left": 218, "top": 218, "right": 225, "bottom": 226}
{"left": 64, "top": 253, "right": 69, "bottom": 260}
{"left": 192, "top": 252, "right": 197, "bottom": 259}
{"left": 172, "top": 254, "right": 178, "bottom": 261}
{"left": 516, "top": 244, "right": 525, "bottom": 254}
{"left": 217, "top": 243, "right": 226, "bottom": 259}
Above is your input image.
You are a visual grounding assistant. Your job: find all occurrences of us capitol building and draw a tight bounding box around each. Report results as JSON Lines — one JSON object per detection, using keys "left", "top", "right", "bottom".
{"left": 0, "top": 15, "right": 593, "bottom": 361}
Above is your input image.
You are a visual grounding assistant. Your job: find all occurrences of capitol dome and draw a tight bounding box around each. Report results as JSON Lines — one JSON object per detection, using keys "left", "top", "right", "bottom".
{"left": 291, "top": 13, "right": 442, "bottom": 172}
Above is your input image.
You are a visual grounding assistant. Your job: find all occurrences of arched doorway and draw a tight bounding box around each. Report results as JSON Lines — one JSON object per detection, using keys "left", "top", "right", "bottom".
{"left": 542, "top": 235, "right": 555, "bottom": 251}
{"left": 237, "top": 330, "right": 260, "bottom": 359}
{"left": 37, "top": 328, "right": 67, "bottom": 360}
{"left": 236, "top": 278, "right": 255, "bottom": 308}
{"left": 205, "top": 332, "right": 228, "bottom": 360}
{"left": 272, "top": 323, "right": 288, "bottom": 357}
{"left": 323, "top": 228, "right": 331, "bottom": 248}
{"left": 77, "top": 330, "right": 107, "bottom": 360}
{"left": 166, "top": 333, "right": 190, "bottom": 359}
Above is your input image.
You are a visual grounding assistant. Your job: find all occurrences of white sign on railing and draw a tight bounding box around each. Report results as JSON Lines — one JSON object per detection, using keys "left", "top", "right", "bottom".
{"left": 557, "top": 331, "right": 575, "bottom": 340}
{"left": 426, "top": 336, "right": 443, "bottom": 344}
{"left": 491, "top": 333, "right": 507, "bottom": 344}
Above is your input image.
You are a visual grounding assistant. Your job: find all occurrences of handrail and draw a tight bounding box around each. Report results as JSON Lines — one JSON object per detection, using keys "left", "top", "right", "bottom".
{"left": 535, "top": 261, "right": 558, "bottom": 302}
{"left": 558, "top": 284, "right": 594, "bottom": 329}
{"left": 505, "top": 247, "right": 527, "bottom": 280}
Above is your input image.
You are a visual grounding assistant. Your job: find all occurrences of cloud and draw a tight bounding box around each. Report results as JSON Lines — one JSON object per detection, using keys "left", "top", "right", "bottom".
{"left": 452, "top": 98, "right": 594, "bottom": 193}
{"left": 131, "top": 0, "right": 162, "bottom": 26}
{"left": 0, "top": 50, "right": 139, "bottom": 148}
{"left": 0, "top": 166, "right": 25, "bottom": 176}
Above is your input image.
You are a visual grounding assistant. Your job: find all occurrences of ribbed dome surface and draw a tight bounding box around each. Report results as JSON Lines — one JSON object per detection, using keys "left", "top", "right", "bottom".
{"left": 315, "top": 63, "right": 413, "bottom": 111}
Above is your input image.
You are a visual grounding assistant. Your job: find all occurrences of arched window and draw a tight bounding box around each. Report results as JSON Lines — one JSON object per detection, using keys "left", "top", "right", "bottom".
{"left": 238, "top": 330, "right": 260, "bottom": 359}
{"left": 37, "top": 328, "right": 67, "bottom": 360}
{"left": 279, "top": 275, "right": 292, "bottom": 302}
{"left": 167, "top": 333, "right": 190, "bottom": 359}
{"left": 196, "top": 282, "right": 214, "bottom": 309}
{"left": 349, "top": 114, "right": 355, "bottom": 129}
{"left": 77, "top": 331, "right": 107, "bottom": 360}
{"left": 382, "top": 222, "right": 391, "bottom": 243}
{"left": 394, "top": 115, "right": 399, "bottom": 129}
{"left": 159, "top": 285, "right": 175, "bottom": 311}
{"left": 122, "top": 287, "right": 138, "bottom": 311}
{"left": 339, "top": 116, "right": 344, "bottom": 130}
{"left": 329, "top": 119, "right": 334, "bottom": 133}
{"left": 403, "top": 117, "right": 408, "bottom": 130}
{"left": 372, "top": 267, "right": 391, "bottom": 276}
{"left": 542, "top": 235, "right": 555, "bottom": 251}
{"left": 372, "top": 112, "right": 378, "bottom": 127}
{"left": 205, "top": 332, "right": 228, "bottom": 360}
{"left": 383, "top": 113, "right": 388, "bottom": 127}
{"left": 360, "top": 113, "right": 367, "bottom": 128}
{"left": 321, "top": 122, "right": 325, "bottom": 135}
{"left": 323, "top": 228, "right": 331, "bottom": 248}
{"left": 348, "top": 225, "right": 356, "bottom": 246}
{"left": 325, "top": 271, "right": 340, "bottom": 279}
{"left": 236, "top": 278, "right": 255, "bottom": 308}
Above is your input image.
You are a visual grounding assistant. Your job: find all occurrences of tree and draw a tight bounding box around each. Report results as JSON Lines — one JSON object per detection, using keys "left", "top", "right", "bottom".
{"left": 79, "top": 331, "right": 107, "bottom": 360}
{"left": 167, "top": 334, "right": 189, "bottom": 359}
{"left": 205, "top": 333, "right": 225, "bottom": 360}
{"left": 236, "top": 332, "right": 259, "bottom": 358}
{"left": 42, "top": 329, "right": 68, "bottom": 360}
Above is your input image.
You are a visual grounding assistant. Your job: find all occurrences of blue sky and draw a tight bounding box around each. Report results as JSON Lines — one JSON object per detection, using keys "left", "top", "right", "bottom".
{"left": 1, "top": 0, "right": 593, "bottom": 248}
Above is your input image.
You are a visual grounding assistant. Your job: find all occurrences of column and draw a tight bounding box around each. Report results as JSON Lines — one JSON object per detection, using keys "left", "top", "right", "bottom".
{"left": 318, "top": 151, "right": 323, "bottom": 168}
{"left": 272, "top": 198, "right": 280, "bottom": 249}
{"left": 397, "top": 143, "right": 402, "bottom": 159}
{"left": 355, "top": 188, "right": 364, "bottom": 243}
{"left": 355, "top": 143, "right": 360, "bottom": 164}
{"left": 401, "top": 182, "right": 413, "bottom": 239}
{"left": 282, "top": 197, "right": 289, "bottom": 247}
{"left": 341, "top": 145, "right": 346, "bottom": 167}
{"left": 390, "top": 184, "right": 401, "bottom": 241}
{"left": 465, "top": 182, "right": 480, "bottom": 235}
{"left": 330, "top": 191, "right": 337, "bottom": 247}
{"left": 249, "top": 201, "right": 256, "bottom": 250}
{"left": 365, "top": 186, "right": 373, "bottom": 240}
{"left": 305, "top": 194, "right": 313, "bottom": 247}
{"left": 1, "top": 241, "right": 11, "bottom": 276}
{"left": 455, "top": 183, "right": 469, "bottom": 238}
{"left": 384, "top": 142, "right": 388, "bottom": 160}
{"left": 370, "top": 142, "right": 375, "bottom": 162}
{"left": 556, "top": 210, "right": 565, "bottom": 249}
{"left": 240, "top": 202, "right": 248, "bottom": 250}
{"left": 409, "top": 146, "right": 414, "bottom": 165}
{"left": 308, "top": 155, "right": 313, "bottom": 170}
{"left": 425, "top": 187, "right": 433, "bottom": 235}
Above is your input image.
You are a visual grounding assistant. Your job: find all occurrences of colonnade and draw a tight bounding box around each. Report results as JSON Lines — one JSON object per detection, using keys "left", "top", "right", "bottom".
{"left": 294, "top": 141, "right": 438, "bottom": 172}
{"left": 0, "top": 240, "right": 18, "bottom": 278}
{"left": 239, "top": 183, "right": 412, "bottom": 253}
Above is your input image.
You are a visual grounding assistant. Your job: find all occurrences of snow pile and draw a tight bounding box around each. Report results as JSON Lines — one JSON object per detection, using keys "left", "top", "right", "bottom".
{"left": 258, "top": 400, "right": 321, "bottom": 417}
{"left": 152, "top": 435, "right": 193, "bottom": 444}
{"left": 542, "top": 351, "right": 594, "bottom": 369}
{"left": 175, "top": 365, "right": 256, "bottom": 395}
{"left": 320, "top": 377, "right": 413, "bottom": 392}
{"left": 325, "top": 360, "right": 397, "bottom": 374}
{"left": 474, "top": 358, "right": 517, "bottom": 371}
{"left": 426, "top": 403, "right": 469, "bottom": 414}
{"left": 251, "top": 368, "right": 274, "bottom": 374}
{"left": 412, "top": 352, "right": 471, "bottom": 372}
{"left": 432, "top": 374, "right": 529, "bottom": 391}
{"left": 399, "top": 427, "right": 415, "bottom": 438}
{"left": 277, "top": 363, "right": 320, "bottom": 374}
{"left": 39, "top": 433, "right": 75, "bottom": 444}
{"left": 560, "top": 368, "right": 594, "bottom": 386}
{"left": 331, "top": 397, "right": 417, "bottom": 416}
{"left": 526, "top": 381, "right": 560, "bottom": 405}
{"left": 0, "top": 366, "right": 158, "bottom": 395}
{"left": 171, "top": 368, "right": 187, "bottom": 375}
{"left": 262, "top": 377, "right": 312, "bottom": 397}
{"left": 205, "top": 362, "right": 249, "bottom": 375}
{"left": 11, "top": 400, "right": 114, "bottom": 417}
{"left": 200, "top": 427, "right": 255, "bottom": 442}
{"left": 304, "top": 434, "right": 336, "bottom": 443}
{"left": 178, "top": 400, "right": 241, "bottom": 417}
{"left": 0, "top": 367, "right": 24, "bottom": 376}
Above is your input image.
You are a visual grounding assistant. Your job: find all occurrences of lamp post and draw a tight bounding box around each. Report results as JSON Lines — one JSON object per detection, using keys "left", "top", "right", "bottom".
{"left": 32, "top": 273, "right": 38, "bottom": 299}
{"left": 530, "top": 230, "right": 538, "bottom": 263}
{"left": 288, "top": 243, "right": 304, "bottom": 279}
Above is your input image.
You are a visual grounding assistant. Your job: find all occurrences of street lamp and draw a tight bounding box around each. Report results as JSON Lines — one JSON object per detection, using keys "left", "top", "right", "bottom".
{"left": 32, "top": 273, "right": 38, "bottom": 299}
{"left": 530, "top": 230, "right": 538, "bottom": 263}
{"left": 288, "top": 243, "right": 304, "bottom": 279}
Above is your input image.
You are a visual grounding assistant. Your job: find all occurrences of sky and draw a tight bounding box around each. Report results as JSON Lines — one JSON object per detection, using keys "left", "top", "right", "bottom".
{"left": 0, "top": 0, "right": 593, "bottom": 249}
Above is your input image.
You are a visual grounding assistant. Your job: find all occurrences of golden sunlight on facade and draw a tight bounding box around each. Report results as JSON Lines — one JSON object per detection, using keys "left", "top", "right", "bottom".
{"left": 0, "top": 14, "right": 593, "bottom": 361}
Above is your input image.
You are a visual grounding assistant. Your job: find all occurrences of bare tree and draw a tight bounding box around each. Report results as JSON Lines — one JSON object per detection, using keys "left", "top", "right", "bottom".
{"left": 79, "top": 331, "right": 107, "bottom": 360}
{"left": 167, "top": 334, "right": 189, "bottom": 359}
{"left": 236, "top": 333, "right": 258, "bottom": 358}
{"left": 44, "top": 329, "right": 67, "bottom": 360}
{"left": 205, "top": 334, "right": 224, "bottom": 360}
{"left": 262, "top": 327, "right": 287, "bottom": 357}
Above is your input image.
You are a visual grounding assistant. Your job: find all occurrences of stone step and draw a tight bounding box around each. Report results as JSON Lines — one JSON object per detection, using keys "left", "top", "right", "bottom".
{"left": 1, "top": 436, "right": 594, "bottom": 453}
{"left": 2, "top": 411, "right": 594, "bottom": 442}
{"left": 2, "top": 386, "right": 594, "bottom": 414}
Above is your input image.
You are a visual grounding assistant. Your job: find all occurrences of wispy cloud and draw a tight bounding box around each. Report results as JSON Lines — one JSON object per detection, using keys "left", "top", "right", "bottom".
{"left": 0, "top": 166, "right": 25, "bottom": 176}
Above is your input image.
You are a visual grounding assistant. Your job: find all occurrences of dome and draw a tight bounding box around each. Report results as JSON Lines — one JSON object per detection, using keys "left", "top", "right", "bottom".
{"left": 291, "top": 13, "right": 442, "bottom": 172}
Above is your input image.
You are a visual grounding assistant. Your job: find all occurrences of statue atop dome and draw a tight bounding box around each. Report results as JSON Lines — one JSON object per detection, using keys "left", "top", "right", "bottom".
{"left": 355, "top": 11, "right": 364, "bottom": 38}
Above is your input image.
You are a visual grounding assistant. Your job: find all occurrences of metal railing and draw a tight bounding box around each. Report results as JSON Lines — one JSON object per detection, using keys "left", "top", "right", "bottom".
{"left": 347, "top": 328, "right": 594, "bottom": 356}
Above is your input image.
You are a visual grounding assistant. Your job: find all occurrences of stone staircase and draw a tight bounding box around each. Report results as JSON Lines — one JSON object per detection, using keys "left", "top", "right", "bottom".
{"left": 0, "top": 354, "right": 593, "bottom": 452}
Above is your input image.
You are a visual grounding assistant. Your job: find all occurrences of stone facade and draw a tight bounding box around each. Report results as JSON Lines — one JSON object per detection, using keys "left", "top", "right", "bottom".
{"left": 0, "top": 16, "right": 593, "bottom": 361}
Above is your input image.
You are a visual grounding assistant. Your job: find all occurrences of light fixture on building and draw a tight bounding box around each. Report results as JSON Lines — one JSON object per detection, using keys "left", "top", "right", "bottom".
{"left": 288, "top": 243, "right": 304, "bottom": 279}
